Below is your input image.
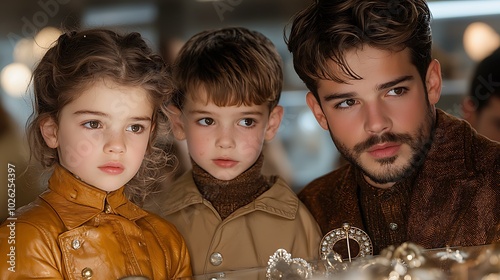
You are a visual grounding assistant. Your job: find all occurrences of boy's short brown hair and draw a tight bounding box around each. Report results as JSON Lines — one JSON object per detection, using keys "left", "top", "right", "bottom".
{"left": 171, "top": 27, "right": 283, "bottom": 111}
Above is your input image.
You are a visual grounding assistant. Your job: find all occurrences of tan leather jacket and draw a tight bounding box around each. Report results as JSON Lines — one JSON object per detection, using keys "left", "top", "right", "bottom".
{"left": 160, "top": 171, "right": 322, "bottom": 275}
{"left": 0, "top": 165, "right": 192, "bottom": 280}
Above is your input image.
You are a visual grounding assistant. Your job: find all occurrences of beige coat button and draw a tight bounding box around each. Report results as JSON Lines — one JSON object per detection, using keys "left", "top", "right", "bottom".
{"left": 81, "top": 267, "right": 93, "bottom": 279}
{"left": 210, "top": 252, "right": 223, "bottom": 266}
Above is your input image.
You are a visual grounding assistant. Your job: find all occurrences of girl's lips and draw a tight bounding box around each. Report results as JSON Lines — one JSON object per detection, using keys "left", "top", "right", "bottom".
{"left": 213, "top": 159, "right": 238, "bottom": 168}
{"left": 98, "top": 163, "right": 124, "bottom": 175}
{"left": 367, "top": 144, "right": 401, "bottom": 159}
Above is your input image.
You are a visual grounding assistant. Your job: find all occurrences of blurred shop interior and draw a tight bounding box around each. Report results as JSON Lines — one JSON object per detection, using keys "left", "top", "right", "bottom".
{"left": 1, "top": 0, "right": 500, "bottom": 202}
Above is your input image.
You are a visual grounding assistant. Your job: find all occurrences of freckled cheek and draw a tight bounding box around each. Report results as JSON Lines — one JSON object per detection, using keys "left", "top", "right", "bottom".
{"left": 237, "top": 134, "right": 264, "bottom": 157}
{"left": 187, "top": 135, "right": 208, "bottom": 158}
{"left": 58, "top": 134, "right": 99, "bottom": 169}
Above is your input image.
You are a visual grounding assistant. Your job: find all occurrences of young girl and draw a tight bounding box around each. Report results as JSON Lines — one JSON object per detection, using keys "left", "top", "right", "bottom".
{"left": 0, "top": 29, "right": 192, "bottom": 279}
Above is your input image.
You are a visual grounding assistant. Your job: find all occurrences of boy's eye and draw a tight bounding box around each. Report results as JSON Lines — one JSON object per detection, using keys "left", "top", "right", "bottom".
{"left": 197, "top": 118, "right": 214, "bottom": 126}
{"left": 336, "top": 99, "right": 356, "bottom": 108}
{"left": 83, "top": 121, "right": 101, "bottom": 129}
{"left": 127, "top": 124, "right": 144, "bottom": 133}
{"left": 238, "top": 118, "right": 255, "bottom": 127}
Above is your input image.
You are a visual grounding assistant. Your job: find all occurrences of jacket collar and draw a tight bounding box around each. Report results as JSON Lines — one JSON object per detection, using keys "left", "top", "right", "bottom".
{"left": 419, "top": 109, "right": 471, "bottom": 177}
{"left": 163, "top": 171, "right": 299, "bottom": 220}
{"left": 40, "top": 164, "right": 148, "bottom": 230}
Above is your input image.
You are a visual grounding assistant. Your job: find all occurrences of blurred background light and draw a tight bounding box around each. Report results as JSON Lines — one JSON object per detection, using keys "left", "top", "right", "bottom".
{"left": 13, "top": 38, "right": 36, "bottom": 67}
{"left": 298, "top": 110, "right": 319, "bottom": 134}
{"left": 33, "top": 26, "right": 62, "bottom": 63}
{"left": 82, "top": 4, "right": 157, "bottom": 27}
{"left": 0, "top": 62, "right": 32, "bottom": 97}
{"left": 463, "top": 22, "right": 500, "bottom": 61}
{"left": 429, "top": 1, "right": 500, "bottom": 19}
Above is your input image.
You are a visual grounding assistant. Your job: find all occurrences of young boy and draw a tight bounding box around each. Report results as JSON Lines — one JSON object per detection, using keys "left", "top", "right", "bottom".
{"left": 162, "top": 27, "right": 322, "bottom": 275}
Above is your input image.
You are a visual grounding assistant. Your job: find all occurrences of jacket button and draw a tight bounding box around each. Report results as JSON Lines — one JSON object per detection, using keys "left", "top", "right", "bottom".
{"left": 81, "top": 267, "right": 93, "bottom": 279}
{"left": 72, "top": 239, "right": 81, "bottom": 249}
{"left": 105, "top": 204, "right": 112, "bottom": 214}
{"left": 210, "top": 252, "right": 223, "bottom": 266}
{"left": 389, "top": 223, "right": 398, "bottom": 231}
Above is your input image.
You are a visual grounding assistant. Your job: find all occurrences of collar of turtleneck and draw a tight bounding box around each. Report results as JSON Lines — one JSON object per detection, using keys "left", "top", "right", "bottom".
{"left": 192, "top": 154, "right": 274, "bottom": 220}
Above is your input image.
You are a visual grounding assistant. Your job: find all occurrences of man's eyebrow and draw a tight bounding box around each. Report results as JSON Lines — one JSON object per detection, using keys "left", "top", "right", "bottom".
{"left": 322, "top": 75, "right": 415, "bottom": 102}
{"left": 377, "top": 75, "right": 414, "bottom": 91}
{"left": 323, "top": 92, "right": 356, "bottom": 102}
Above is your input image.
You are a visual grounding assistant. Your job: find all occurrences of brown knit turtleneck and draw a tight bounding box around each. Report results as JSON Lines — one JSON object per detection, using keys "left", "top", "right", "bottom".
{"left": 357, "top": 168, "right": 413, "bottom": 253}
{"left": 192, "top": 154, "right": 275, "bottom": 220}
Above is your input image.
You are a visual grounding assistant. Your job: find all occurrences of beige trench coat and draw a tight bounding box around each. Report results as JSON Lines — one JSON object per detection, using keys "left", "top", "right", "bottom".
{"left": 161, "top": 171, "right": 322, "bottom": 276}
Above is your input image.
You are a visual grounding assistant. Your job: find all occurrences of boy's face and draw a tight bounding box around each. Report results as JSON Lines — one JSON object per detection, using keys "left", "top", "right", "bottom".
{"left": 171, "top": 89, "right": 283, "bottom": 181}
{"left": 307, "top": 46, "right": 442, "bottom": 188}
{"left": 41, "top": 79, "right": 154, "bottom": 192}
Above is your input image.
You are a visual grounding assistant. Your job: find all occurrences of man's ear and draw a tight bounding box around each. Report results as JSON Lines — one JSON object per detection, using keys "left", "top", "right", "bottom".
{"left": 40, "top": 117, "right": 59, "bottom": 148}
{"left": 305, "top": 92, "right": 329, "bottom": 130}
{"left": 167, "top": 104, "right": 186, "bottom": 141}
{"left": 265, "top": 105, "right": 284, "bottom": 141}
{"left": 425, "top": 59, "right": 442, "bottom": 106}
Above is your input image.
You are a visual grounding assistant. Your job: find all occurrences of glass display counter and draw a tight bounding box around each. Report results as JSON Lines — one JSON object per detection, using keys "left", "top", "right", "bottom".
{"left": 180, "top": 243, "right": 499, "bottom": 280}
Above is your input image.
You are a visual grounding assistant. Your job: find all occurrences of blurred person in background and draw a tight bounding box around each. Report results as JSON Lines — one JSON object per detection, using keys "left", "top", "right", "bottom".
{"left": 462, "top": 47, "right": 500, "bottom": 142}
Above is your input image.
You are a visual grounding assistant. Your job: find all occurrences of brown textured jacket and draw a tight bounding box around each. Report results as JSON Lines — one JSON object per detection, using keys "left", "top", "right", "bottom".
{"left": 299, "top": 109, "right": 500, "bottom": 255}
{"left": 0, "top": 165, "right": 192, "bottom": 280}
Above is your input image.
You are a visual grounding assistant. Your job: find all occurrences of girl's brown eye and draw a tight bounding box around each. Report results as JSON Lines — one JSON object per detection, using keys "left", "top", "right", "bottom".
{"left": 131, "top": 125, "right": 140, "bottom": 132}
{"left": 127, "top": 124, "right": 144, "bottom": 133}
{"left": 89, "top": 121, "right": 99, "bottom": 128}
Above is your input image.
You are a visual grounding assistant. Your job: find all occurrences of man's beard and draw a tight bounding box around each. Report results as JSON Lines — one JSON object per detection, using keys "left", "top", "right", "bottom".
{"left": 330, "top": 105, "right": 435, "bottom": 185}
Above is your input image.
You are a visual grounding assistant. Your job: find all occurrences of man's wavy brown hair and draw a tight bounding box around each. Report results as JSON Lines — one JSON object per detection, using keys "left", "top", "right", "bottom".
{"left": 286, "top": 0, "right": 433, "bottom": 100}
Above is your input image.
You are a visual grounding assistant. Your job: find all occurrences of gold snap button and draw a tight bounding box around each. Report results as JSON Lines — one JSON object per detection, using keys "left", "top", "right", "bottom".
{"left": 81, "top": 267, "right": 93, "bottom": 279}
{"left": 72, "top": 239, "right": 81, "bottom": 249}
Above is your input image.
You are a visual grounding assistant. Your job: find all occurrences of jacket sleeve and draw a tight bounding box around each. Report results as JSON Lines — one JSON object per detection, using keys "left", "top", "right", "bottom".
{"left": 140, "top": 214, "right": 193, "bottom": 279}
{"left": 169, "top": 234, "right": 192, "bottom": 279}
{"left": 0, "top": 220, "right": 63, "bottom": 279}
